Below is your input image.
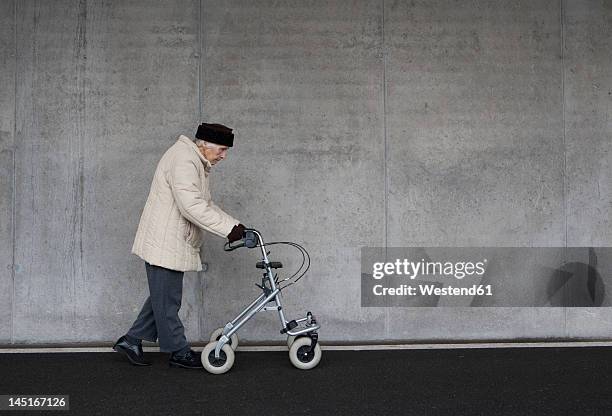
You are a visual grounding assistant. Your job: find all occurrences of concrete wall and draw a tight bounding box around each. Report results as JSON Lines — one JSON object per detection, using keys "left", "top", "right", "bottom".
{"left": 0, "top": 0, "right": 610, "bottom": 345}
{"left": 0, "top": 0, "right": 15, "bottom": 344}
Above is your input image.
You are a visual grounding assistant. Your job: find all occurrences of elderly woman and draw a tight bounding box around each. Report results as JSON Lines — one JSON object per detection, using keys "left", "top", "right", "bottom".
{"left": 113, "top": 123, "right": 247, "bottom": 369}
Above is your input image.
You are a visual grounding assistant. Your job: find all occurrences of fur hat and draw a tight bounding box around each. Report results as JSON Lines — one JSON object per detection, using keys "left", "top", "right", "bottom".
{"left": 195, "top": 123, "right": 234, "bottom": 147}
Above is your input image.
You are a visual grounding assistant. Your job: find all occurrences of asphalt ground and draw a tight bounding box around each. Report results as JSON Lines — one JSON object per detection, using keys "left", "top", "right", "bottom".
{"left": 1, "top": 347, "right": 611, "bottom": 415}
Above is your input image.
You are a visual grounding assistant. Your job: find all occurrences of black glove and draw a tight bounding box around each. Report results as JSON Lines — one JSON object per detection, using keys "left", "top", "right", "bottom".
{"left": 227, "top": 224, "right": 246, "bottom": 243}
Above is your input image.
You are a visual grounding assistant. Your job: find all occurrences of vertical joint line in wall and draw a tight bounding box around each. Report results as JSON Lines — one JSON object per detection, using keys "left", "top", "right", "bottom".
{"left": 560, "top": 0, "right": 568, "bottom": 337}
{"left": 560, "top": 0, "right": 567, "bottom": 249}
{"left": 382, "top": 0, "right": 390, "bottom": 338}
{"left": 11, "top": 0, "right": 17, "bottom": 345}
{"left": 75, "top": 0, "right": 87, "bottom": 339}
{"left": 382, "top": 0, "right": 388, "bottom": 251}
{"left": 198, "top": 0, "right": 203, "bottom": 120}
{"left": 198, "top": 0, "right": 204, "bottom": 340}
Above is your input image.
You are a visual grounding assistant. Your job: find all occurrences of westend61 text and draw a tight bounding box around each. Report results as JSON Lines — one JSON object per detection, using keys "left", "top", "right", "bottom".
{"left": 373, "top": 284, "right": 493, "bottom": 297}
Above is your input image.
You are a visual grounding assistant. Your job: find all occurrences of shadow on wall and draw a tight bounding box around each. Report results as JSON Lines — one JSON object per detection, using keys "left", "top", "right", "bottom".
{"left": 546, "top": 249, "right": 605, "bottom": 307}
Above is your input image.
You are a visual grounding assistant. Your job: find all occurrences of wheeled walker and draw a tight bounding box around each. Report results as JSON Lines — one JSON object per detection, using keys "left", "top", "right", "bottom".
{"left": 201, "top": 229, "right": 322, "bottom": 374}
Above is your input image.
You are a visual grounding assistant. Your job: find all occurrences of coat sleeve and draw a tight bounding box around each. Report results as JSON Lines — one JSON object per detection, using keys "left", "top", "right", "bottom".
{"left": 167, "top": 156, "right": 239, "bottom": 239}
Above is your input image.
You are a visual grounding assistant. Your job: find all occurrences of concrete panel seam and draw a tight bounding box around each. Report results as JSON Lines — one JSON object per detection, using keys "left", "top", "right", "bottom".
{"left": 382, "top": 0, "right": 389, "bottom": 339}
{"left": 560, "top": 0, "right": 567, "bottom": 249}
{"left": 11, "top": 0, "right": 17, "bottom": 345}
{"left": 198, "top": 0, "right": 203, "bottom": 119}
{"left": 198, "top": 0, "right": 203, "bottom": 341}
{"left": 73, "top": 0, "right": 88, "bottom": 340}
{"left": 560, "top": 0, "right": 568, "bottom": 338}
{"left": 382, "top": 0, "right": 388, "bottom": 253}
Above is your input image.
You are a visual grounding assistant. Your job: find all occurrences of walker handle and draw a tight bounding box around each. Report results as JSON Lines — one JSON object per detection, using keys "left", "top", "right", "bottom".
{"left": 224, "top": 230, "right": 259, "bottom": 251}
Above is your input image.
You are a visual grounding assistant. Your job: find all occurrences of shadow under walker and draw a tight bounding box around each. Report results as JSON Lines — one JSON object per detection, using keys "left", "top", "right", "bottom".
{"left": 201, "top": 229, "right": 322, "bottom": 374}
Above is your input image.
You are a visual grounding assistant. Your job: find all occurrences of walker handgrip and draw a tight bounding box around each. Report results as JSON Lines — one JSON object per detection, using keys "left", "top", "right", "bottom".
{"left": 244, "top": 231, "right": 258, "bottom": 248}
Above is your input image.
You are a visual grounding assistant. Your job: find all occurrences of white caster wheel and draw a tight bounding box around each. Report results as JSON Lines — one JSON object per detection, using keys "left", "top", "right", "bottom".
{"left": 287, "top": 335, "right": 296, "bottom": 348}
{"left": 201, "top": 342, "right": 235, "bottom": 374}
{"left": 288, "top": 335, "right": 311, "bottom": 348}
{"left": 288, "top": 337, "right": 322, "bottom": 370}
{"left": 286, "top": 334, "right": 308, "bottom": 348}
{"left": 210, "top": 328, "right": 239, "bottom": 351}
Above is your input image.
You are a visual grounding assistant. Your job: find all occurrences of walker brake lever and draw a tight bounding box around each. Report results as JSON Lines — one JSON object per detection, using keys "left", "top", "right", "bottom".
{"left": 224, "top": 240, "right": 245, "bottom": 251}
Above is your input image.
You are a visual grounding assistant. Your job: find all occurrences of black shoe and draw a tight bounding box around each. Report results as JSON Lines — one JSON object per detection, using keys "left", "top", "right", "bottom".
{"left": 113, "top": 336, "right": 152, "bottom": 366}
{"left": 169, "top": 349, "right": 203, "bottom": 369}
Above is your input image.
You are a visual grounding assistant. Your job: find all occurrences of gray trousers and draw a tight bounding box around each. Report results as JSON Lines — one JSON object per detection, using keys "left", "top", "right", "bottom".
{"left": 126, "top": 262, "right": 189, "bottom": 353}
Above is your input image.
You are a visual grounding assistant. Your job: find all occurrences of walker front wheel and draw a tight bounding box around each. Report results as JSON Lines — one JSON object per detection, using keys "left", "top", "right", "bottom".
{"left": 287, "top": 334, "right": 309, "bottom": 348}
{"left": 288, "top": 337, "right": 322, "bottom": 370}
{"left": 201, "top": 342, "right": 235, "bottom": 374}
{"left": 287, "top": 335, "right": 296, "bottom": 348}
{"left": 210, "top": 328, "right": 239, "bottom": 351}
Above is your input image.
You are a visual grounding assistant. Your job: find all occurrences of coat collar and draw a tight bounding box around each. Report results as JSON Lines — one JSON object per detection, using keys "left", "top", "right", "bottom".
{"left": 178, "top": 135, "right": 212, "bottom": 172}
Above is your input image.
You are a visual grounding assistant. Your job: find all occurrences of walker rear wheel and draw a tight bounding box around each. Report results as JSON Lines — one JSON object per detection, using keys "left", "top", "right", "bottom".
{"left": 210, "top": 328, "right": 239, "bottom": 351}
{"left": 201, "top": 342, "right": 235, "bottom": 374}
{"left": 288, "top": 337, "right": 321, "bottom": 370}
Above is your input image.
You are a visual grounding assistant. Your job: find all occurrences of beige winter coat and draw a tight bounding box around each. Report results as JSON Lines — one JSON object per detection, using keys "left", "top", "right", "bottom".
{"left": 131, "top": 135, "right": 239, "bottom": 272}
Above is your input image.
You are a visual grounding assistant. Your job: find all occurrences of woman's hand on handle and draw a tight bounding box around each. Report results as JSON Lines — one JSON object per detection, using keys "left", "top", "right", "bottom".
{"left": 227, "top": 223, "right": 247, "bottom": 243}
